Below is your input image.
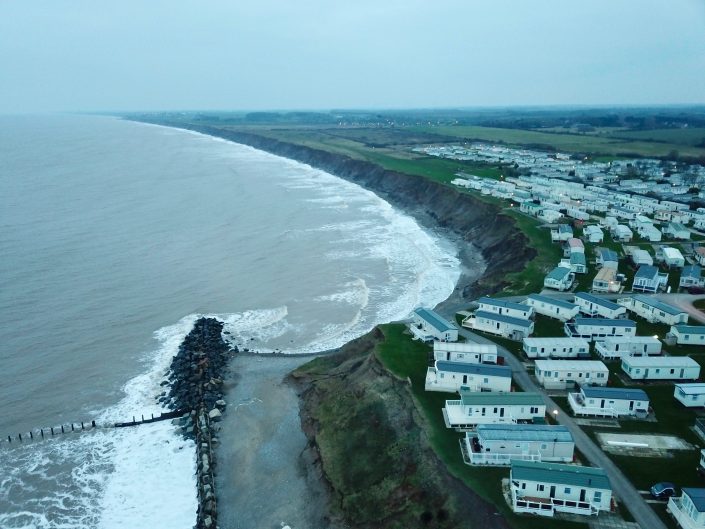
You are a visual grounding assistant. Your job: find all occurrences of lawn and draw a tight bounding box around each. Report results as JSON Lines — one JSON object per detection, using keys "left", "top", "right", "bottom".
{"left": 375, "top": 323, "right": 588, "bottom": 529}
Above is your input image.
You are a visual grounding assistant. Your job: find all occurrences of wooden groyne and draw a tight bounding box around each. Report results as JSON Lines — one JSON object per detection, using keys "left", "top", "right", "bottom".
{"left": 1, "top": 409, "right": 190, "bottom": 448}
{"left": 2, "top": 419, "right": 98, "bottom": 446}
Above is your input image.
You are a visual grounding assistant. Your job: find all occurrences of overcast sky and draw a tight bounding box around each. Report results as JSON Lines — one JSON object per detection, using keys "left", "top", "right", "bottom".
{"left": 1, "top": 0, "right": 704, "bottom": 113}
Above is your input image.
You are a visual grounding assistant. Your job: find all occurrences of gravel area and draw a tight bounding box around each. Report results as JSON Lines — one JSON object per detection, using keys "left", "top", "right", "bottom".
{"left": 214, "top": 354, "right": 330, "bottom": 529}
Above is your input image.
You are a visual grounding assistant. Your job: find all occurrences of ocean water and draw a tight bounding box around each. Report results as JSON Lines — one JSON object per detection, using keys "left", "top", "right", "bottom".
{"left": 0, "top": 115, "right": 461, "bottom": 528}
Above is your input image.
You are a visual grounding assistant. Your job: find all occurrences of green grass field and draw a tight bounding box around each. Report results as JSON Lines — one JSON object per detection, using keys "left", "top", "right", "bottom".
{"left": 409, "top": 124, "right": 705, "bottom": 158}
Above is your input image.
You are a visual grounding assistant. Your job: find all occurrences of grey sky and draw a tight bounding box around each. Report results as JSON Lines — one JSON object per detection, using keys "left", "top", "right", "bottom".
{"left": 1, "top": 0, "right": 704, "bottom": 113}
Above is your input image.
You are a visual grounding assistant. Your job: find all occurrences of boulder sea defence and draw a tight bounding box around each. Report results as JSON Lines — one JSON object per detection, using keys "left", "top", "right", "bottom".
{"left": 161, "top": 316, "right": 235, "bottom": 529}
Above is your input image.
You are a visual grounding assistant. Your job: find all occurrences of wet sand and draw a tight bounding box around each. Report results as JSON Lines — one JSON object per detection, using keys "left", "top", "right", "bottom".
{"left": 214, "top": 354, "right": 330, "bottom": 529}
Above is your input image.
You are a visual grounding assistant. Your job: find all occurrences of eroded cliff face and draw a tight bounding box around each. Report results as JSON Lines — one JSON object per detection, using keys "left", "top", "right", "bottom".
{"left": 154, "top": 123, "right": 535, "bottom": 299}
{"left": 288, "top": 329, "right": 511, "bottom": 529}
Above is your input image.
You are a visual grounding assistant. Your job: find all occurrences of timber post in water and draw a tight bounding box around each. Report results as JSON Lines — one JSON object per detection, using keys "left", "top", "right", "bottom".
{"left": 162, "top": 316, "right": 234, "bottom": 529}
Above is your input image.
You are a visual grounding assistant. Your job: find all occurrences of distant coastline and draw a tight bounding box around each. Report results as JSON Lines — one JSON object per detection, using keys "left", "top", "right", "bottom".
{"left": 128, "top": 118, "right": 535, "bottom": 306}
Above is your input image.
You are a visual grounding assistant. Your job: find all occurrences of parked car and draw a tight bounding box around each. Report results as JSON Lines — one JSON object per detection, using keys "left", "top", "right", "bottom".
{"left": 650, "top": 482, "right": 676, "bottom": 499}
{"left": 688, "top": 286, "right": 705, "bottom": 294}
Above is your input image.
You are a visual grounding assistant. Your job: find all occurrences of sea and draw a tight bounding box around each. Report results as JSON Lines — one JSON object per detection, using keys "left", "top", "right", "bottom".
{"left": 0, "top": 114, "right": 461, "bottom": 528}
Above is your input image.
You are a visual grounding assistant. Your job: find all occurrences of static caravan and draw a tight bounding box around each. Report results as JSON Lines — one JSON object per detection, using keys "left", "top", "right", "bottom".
{"left": 667, "top": 488, "right": 705, "bottom": 529}
{"left": 596, "top": 248, "right": 619, "bottom": 269}
{"left": 618, "top": 295, "right": 688, "bottom": 325}
{"left": 478, "top": 297, "right": 533, "bottom": 319}
{"left": 443, "top": 390, "right": 546, "bottom": 429}
{"left": 534, "top": 360, "right": 609, "bottom": 390}
{"left": 674, "top": 383, "right": 705, "bottom": 408}
{"left": 567, "top": 208, "right": 590, "bottom": 221}
{"left": 522, "top": 337, "right": 590, "bottom": 359}
{"left": 641, "top": 225, "right": 662, "bottom": 242}
{"left": 584, "top": 225, "right": 604, "bottom": 243}
{"left": 680, "top": 265, "right": 704, "bottom": 289}
{"left": 463, "top": 424, "right": 574, "bottom": 466}
{"left": 667, "top": 325, "right": 705, "bottom": 346}
{"left": 631, "top": 249, "right": 653, "bottom": 267}
{"left": 601, "top": 216, "right": 618, "bottom": 229}
{"left": 465, "top": 311, "right": 534, "bottom": 340}
{"left": 564, "top": 318, "right": 636, "bottom": 341}
{"left": 510, "top": 460, "right": 612, "bottom": 518}
{"left": 594, "top": 336, "right": 662, "bottom": 360}
{"left": 560, "top": 252, "right": 587, "bottom": 274}
{"left": 574, "top": 292, "right": 626, "bottom": 319}
{"left": 544, "top": 266, "right": 575, "bottom": 292}
{"left": 621, "top": 355, "right": 700, "bottom": 381}
{"left": 696, "top": 247, "right": 705, "bottom": 266}
{"left": 568, "top": 386, "right": 649, "bottom": 418}
{"left": 433, "top": 341, "right": 498, "bottom": 365}
{"left": 564, "top": 238, "right": 585, "bottom": 256}
{"left": 551, "top": 224, "right": 573, "bottom": 242}
{"left": 410, "top": 308, "right": 458, "bottom": 342}
{"left": 663, "top": 222, "right": 691, "bottom": 240}
{"left": 540, "top": 209, "right": 564, "bottom": 223}
{"left": 613, "top": 224, "right": 633, "bottom": 242}
{"left": 592, "top": 268, "right": 620, "bottom": 293}
{"left": 425, "top": 361, "right": 512, "bottom": 393}
{"left": 632, "top": 265, "right": 668, "bottom": 293}
{"left": 523, "top": 294, "right": 579, "bottom": 321}
{"left": 659, "top": 247, "right": 685, "bottom": 268}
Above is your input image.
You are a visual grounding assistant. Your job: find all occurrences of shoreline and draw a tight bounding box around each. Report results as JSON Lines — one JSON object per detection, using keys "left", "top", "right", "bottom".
{"left": 126, "top": 118, "right": 535, "bottom": 303}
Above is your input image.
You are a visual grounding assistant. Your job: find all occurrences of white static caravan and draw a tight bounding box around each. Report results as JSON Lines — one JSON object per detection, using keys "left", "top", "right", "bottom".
{"left": 574, "top": 292, "right": 626, "bottom": 319}
{"left": 534, "top": 360, "right": 609, "bottom": 390}
{"left": 659, "top": 247, "right": 686, "bottom": 268}
{"left": 463, "top": 424, "right": 574, "bottom": 466}
{"left": 631, "top": 249, "right": 653, "bottom": 267}
{"left": 667, "top": 488, "right": 705, "bottom": 529}
{"left": 594, "top": 336, "right": 662, "bottom": 360}
{"left": 567, "top": 207, "right": 590, "bottom": 221}
{"left": 523, "top": 294, "right": 579, "bottom": 321}
{"left": 510, "top": 460, "right": 612, "bottom": 518}
{"left": 667, "top": 325, "right": 705, "bottom": 346}
{"left": 466, "top": 311, "right": 534, "bottom": 340}
{"left": 568, "top": 386, "right": 650, "bottom": 418}
{"left": 564, "top": 318, "right": 636, "bottom": 341}
{"left": 618, "top": 295, "right": 689, "bottom": 325}
{"left": 410, "top": 308, "right": 458, "bottom": 342}
{"left": 584, "top": 225, "right": 604, "bottom": 243}
{"left": 641, "top": 225, "right": 662, "bottom": 242}
{"left": 621, "top": 355, "right": 700, "bottom": 381}
{"left": 592, "top": 268, "right": 620, "bottom": 293}
{"left": 544, "top": 266, "right": 575, "bottom": 292}
{"left": 674, "top": 383, "right": 705, "bottom": 408}
{"left": 522, "top": 337, "right": 590, "bottom": 360}
{"left": 613, "top": 224, "right": 633, "bottom": 242}
{"left": 443, "top": 390, "right": 546, "bottom": 429}
{"left": 433, "top": 341, "right": 498, "bottom": 365}
{"left": 425, "top": 361, "right": 512, "bottom": 393}
{"left": 551, "top": 224, "right": 573, "bottom": 242}
{"left": 477, "top": 297, "right": 533, "bottom": 319}
{"left": 540, "top": 209, "right": 564, "bottom": 223}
